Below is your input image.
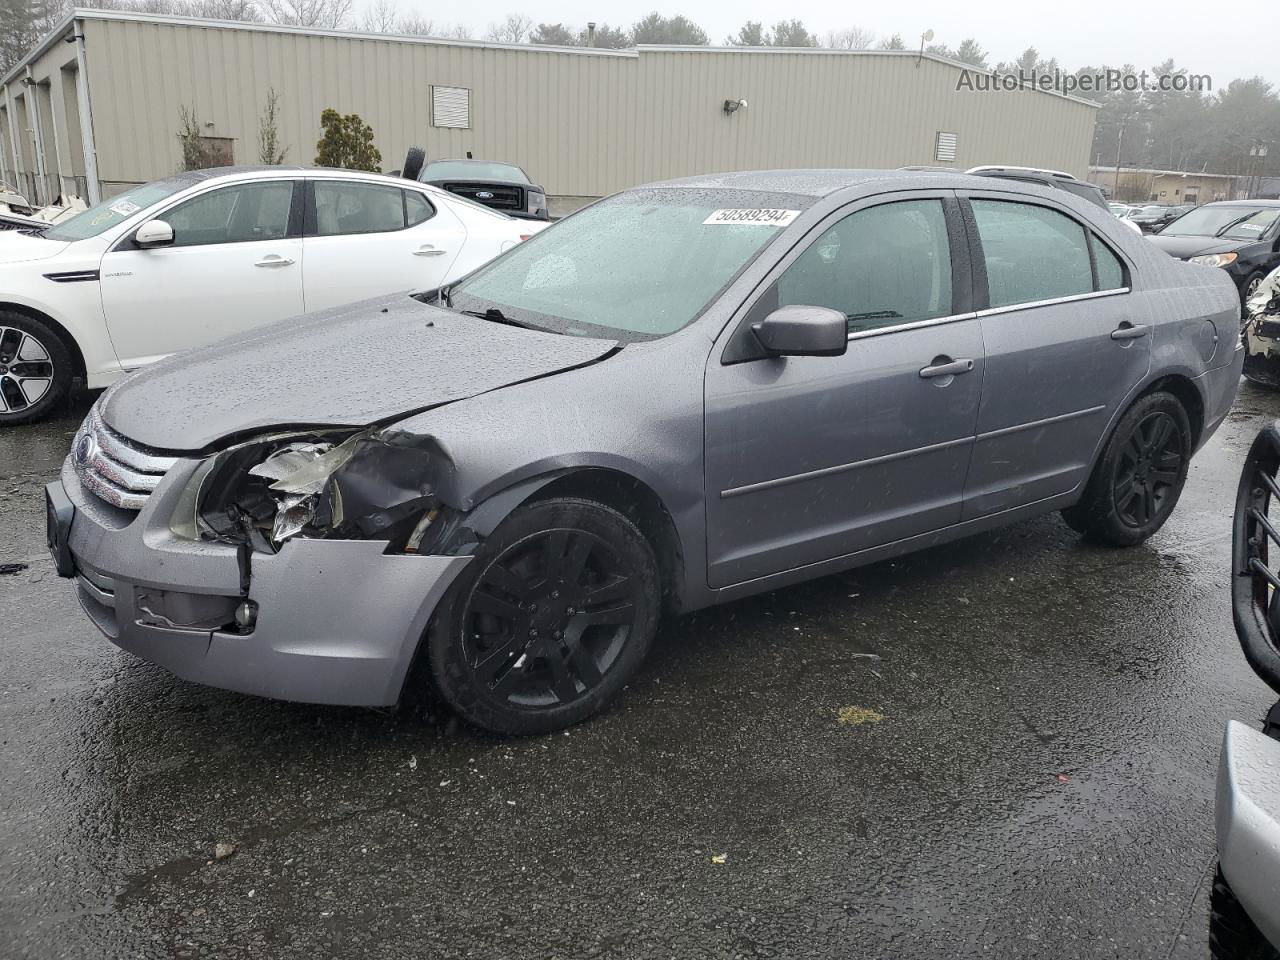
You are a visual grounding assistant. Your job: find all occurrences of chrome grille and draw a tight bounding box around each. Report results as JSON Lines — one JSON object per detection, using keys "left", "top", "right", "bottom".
{"left": 72, "top": 406, "right": 177, "bottom": 511}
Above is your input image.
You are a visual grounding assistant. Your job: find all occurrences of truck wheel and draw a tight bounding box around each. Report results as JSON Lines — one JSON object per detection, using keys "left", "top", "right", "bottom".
{"left": 1061, "top": 391, "right": 1191, "bottom": 546}
{"left": 0, "top": 311, "right": 72, "bottom": 426}
{"left": 401, "top": 146, "right": 426, "bottom": 182}
{"left": 423, "top": 497, "right": 660, "bottom": 735}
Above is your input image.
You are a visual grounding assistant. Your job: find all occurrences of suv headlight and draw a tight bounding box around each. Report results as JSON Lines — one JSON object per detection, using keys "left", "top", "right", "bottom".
{"left": 1189, "top": 252, "right": 1238, "bottom": 268}
{"left": 527, "top": 189, "right": 546, "bottom": 214}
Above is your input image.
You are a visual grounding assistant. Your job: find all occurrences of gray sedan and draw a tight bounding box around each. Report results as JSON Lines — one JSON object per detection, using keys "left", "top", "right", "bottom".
{"left": 47, "top": 169, "right": 1244, "bottom": 734}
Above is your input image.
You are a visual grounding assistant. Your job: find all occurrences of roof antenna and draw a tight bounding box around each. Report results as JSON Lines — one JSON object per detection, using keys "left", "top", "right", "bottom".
{"left": 916, "top": 29, "right": 934, "bottom": 68}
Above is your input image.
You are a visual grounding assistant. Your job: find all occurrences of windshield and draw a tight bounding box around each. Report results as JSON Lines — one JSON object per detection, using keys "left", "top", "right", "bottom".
{"left": 1162, "top": 205, "right": 1280, "bottom": 239}
{"left": 450, "top": 188, "right": 810, "bottom": 340}
{"left": 42, "top": 178, "right": 192, "bottom": 241}
{"left": 423, "top": 161, "right": 530, "bottom": 183}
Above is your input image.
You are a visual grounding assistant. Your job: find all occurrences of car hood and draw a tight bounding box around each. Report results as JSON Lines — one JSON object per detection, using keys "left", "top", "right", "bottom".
{"left": 1146, "top": 234, "right": 1248, "bottom": 260}
{"left": 0, "top": 229, "right": 71, "bottom": 264}
{"left": 101, "top": 294, "right": 619, "bottom": 451}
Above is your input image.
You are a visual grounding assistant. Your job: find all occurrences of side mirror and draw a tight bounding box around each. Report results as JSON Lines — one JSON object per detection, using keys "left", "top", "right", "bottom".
{"left": 134, "top": 219, "right": 174, "bottom": 249}
{"left": 751, "top": 305, "right": 848, "bottom": 358}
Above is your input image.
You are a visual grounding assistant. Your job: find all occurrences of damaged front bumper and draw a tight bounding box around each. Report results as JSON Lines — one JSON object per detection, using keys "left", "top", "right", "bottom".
{"left": 51, "top": 456, "right": 471, "bottom": 706}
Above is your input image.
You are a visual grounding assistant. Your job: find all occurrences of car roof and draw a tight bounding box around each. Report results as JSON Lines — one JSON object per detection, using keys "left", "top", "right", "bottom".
{"left": 644, "top": 168, "right": 1097, "bottom": 202}
{"left": 1198, "top": 199, "right": 1280, "bottom": 207}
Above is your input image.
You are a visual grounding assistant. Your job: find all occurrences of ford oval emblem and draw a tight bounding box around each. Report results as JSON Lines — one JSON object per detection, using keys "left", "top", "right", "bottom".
{"left": 74, "top": 432, "right": 96, "bottom": 468}
{"left": 476, "top": 191, "right": 494, "bottom": 200}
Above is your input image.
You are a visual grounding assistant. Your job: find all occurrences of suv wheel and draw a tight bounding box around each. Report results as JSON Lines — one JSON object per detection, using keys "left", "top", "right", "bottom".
{"left": 423, "top": 497, "right": 660, "bottom": 735}
{"left": 0, "top": 311, "right": 72, "bottom": 426}
{"left": 1061, "top": 391, "right": 1191, "bottom": 546}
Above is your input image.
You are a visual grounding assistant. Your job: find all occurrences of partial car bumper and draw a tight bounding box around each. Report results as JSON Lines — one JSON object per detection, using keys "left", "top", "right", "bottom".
{"left": 51, "top": 456, "right": 471, "bottom": 706}
{"left": 1217, "top": 720, "right": 1280, "bottom": 950}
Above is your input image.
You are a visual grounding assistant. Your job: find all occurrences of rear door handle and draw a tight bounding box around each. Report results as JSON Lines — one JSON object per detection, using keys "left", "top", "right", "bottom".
{"left": 919, "top": 358, "right": 975, "bottom": 378}
{"left": 255, "top": 255, "right": 295, "bottom": 268}
{"left": 1111, "top": 322, "right": 1151, "bottom": 340}
{"left": 413, "top": 245, "right": 446, "bottom": 257}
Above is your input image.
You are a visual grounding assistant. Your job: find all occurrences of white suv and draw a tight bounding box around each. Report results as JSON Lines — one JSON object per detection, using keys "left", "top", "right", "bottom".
{"left": 0, "top": 166, "right": 546, "bottom": 424}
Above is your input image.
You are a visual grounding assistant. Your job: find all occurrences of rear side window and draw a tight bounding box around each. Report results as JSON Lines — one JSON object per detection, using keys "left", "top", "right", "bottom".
{"left": 405, "top": 191, "right": 435, "bottom": 227}
{"left": 972, "top": 200, "right": 1093, "bottom": 308}
{"left": 314, "top": 181, "right": 407, "bottom": 236}
{"left": 776, "top": 199, "right": 953, "bottom": 334}
{"left": 1093, "top": 236, "right": 1127, "bottom": 291}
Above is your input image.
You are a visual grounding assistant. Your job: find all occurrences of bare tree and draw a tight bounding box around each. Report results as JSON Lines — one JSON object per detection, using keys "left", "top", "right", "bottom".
{"left": 358, "top": 0, "right": 397, "bottom": 32}
{"left": 259, "top": 0, "right": 351, "bottom": 28}
{"left": 189, "top": 0, "right": 263, "bottom": 19}
{"left": 485, "top": 12, "right": 530, "bottom": 43}
{"left": 824, "top": 27, "right": 875, "bottom": 50}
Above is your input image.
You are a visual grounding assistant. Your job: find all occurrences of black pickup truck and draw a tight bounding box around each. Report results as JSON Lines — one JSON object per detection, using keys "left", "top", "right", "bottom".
{"left": 400, "top": 150, "right": 550, "bottom": 221}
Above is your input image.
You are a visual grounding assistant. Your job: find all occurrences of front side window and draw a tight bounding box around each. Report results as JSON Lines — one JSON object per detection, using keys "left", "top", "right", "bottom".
{"left": 451, "top": 188, "right": 811, "bottom": 340}
{"left": 775, "top": 199, "right": 953, "bottom": 334}
{"left": 314, "top": 181, "right": 408, "bottom": 236}
{"left": 164, "top": 181, "right": 293, "bottom": 248}
{"left": 972, "top": 200, "right": 1094, "bottom": 308}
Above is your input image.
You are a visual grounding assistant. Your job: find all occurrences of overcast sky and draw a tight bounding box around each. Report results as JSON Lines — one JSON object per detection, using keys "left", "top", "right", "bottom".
{"left": 380, "top": 0, "right": 1279, "bottom": 92}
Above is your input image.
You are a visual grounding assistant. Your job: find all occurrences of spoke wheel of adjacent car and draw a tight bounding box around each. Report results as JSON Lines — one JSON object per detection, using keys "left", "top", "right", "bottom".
{"left": 423, "top": 497, "right": 660, "bottom": 735}
{"left": 0, "top": 312, "right": 72, "bottom": 426}
{"left": 1061, "top": 391, "right": 1191, "bottom": 546}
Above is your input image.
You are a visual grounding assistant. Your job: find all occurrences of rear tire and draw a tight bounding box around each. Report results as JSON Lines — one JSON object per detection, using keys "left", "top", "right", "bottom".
{"left": 422, "top": 497, "right": 660, "bottom": 735}
{"left": 1061, "top": 391, "right": 1191, "bottom": 546}
{"left": 401, "top": 146, "right": 426, "bottom": 182}
{"left": 0, "top": 311, "right": 72, "bottom": 427}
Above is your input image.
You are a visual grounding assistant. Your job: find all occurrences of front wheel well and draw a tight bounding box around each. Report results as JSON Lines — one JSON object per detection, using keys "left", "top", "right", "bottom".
{"left": 0, "top": 302, "right": 87, "bottom": 382}
{"left": 529, "top": 468, "right": 685, "bottom": 615}
{"left": 1141, "top": 374, "right": 1204, "bottom": 449}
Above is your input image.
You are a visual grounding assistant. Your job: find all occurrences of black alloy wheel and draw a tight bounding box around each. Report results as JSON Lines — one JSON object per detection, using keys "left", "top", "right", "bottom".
{"left": 1062, "top": 391, "right": 1192, "bottom": 546}
{"left": 424, "top": 497, "right": 660, "bottom": 734}
{"left": 1113, "top": 410, "right": 1185, "bottom": 529}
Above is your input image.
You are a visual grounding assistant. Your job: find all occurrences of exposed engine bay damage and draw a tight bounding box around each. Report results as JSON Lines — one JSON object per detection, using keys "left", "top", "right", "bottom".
{"left": 186, "top": 429, "right": 453, "bottom": 554}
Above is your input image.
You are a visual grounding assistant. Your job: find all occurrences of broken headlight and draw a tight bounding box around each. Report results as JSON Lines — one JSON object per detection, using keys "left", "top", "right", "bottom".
{"left": 169, "top": 429, "right": 442, "bottom": 552}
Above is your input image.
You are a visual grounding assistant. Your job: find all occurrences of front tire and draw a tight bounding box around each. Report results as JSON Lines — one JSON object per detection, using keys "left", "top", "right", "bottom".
{"left": 423, "top": 497, "right": 660, "bottom": 735}
{"left": 1061, "top": 391, "right": 1192, "bottom": 546}
{"left": 0, "top": 311, "right": 72, "bottom": 426}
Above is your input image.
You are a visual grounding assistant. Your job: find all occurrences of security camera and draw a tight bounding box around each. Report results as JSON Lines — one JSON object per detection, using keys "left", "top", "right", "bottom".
{"left": 738, "top": 99, "right": 748, "bottom": 109}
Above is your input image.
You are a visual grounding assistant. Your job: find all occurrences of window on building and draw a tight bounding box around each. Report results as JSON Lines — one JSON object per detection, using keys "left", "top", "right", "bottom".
{"left": 432, "top": 86, "right": 471, "bottom": 129}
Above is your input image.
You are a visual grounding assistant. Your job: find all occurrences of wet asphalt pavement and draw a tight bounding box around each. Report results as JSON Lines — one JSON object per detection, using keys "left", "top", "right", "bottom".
{"left": 3, "top": 385, "right": 1280, "bottom": 960}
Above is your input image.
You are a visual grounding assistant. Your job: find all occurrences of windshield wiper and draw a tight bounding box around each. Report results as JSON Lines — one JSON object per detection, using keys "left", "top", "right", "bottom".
{"left": 458, "top": 307, "right": 539, "bottom": 330}
{"left": 1214, "top": 214, "right": 1256, "bottom": 238}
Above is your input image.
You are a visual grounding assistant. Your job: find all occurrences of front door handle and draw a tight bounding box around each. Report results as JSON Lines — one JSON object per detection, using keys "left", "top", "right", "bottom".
{"left": 413, "top": 245, "right": 446, "bottom": 257}
{"left": 919, "top": 357, "right": 975, "bottom": 379}
{"left": 255, "top": 255, "right": 295, "bottom": 268}
{"left": 1111, "top": 322, "right": 1151, "bottom": 340}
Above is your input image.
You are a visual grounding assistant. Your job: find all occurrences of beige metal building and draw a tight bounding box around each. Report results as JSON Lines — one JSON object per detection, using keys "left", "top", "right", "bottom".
{"left": 1087, "top": 166, "right": 1243, "bottom": 205}
{"left": 1, "top": 9, "right": 1099, "bottom": 212}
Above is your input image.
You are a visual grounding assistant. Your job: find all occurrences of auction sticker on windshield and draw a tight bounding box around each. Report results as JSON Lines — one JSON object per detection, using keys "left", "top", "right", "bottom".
{"left": 703, "top": 208, "right": 801, "bottom": 227}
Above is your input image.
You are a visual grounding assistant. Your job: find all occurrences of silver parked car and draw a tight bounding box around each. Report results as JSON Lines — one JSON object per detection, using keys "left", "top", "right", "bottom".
{"left": 47, "top": 169, "right": 1244, "bottom": 734}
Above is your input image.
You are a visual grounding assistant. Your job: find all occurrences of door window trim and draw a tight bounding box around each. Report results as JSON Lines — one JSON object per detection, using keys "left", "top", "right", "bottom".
{"left": 719, "top": 189, "right": 974, "bottom": 364}
{"left": 957, "top": 189, "right": 1137, "bottom": 311}
{"left": 111, "top": 178, "right": 303, "bottom": 252}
